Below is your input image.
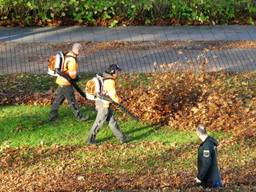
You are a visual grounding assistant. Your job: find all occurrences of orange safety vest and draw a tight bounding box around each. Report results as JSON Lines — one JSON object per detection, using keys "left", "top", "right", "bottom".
{"left": 99, "top": 77, "right": 121, "bottom": 108}
{"left": 56, "top": 52, "right": 78, "bottom": 86}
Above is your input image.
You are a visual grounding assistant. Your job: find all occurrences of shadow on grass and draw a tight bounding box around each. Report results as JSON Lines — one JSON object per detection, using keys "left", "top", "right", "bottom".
{"left": 0, "top": 105, "right": 95, "bottom": 143}
{"left": 97, "top": 123, "right": 161, "bottom": 143}
{"left": 0, "top": 113, "right": 48, "bottom": 144}
{"left": 36, "top": 107, "right": 96, "bottom": 127}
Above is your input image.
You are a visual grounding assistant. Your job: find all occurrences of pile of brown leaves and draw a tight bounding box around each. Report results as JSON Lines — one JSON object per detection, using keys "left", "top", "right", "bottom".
{"left": 118, "top": 72, "right": 256, "bottom": 138}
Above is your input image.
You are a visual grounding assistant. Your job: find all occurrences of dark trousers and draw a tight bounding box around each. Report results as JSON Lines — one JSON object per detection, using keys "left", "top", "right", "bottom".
{"left": 49, "top": 85, "right": 83, "bottom": 119}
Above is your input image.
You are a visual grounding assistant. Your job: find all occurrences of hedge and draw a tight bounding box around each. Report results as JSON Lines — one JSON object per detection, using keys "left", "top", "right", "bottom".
{"left": 0, "top": 0, "right": 255, "bottom": 26}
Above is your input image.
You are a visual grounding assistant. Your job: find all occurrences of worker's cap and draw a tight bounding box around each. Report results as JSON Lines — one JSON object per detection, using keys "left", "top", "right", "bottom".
{"left": 105, "top": 64, "right": 122, "bottom": 74}
{"left": 72, "top": 43, "right": 82, "bottom": 52}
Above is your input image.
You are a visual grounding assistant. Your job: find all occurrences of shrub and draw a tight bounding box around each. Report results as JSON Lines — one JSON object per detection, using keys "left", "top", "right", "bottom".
{"left": 0, "top": 0, "right": 255, "bottom": 26}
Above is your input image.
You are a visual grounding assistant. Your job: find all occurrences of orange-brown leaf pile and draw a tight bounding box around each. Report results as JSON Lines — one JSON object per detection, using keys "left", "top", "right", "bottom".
{"left": 118, "top": 72, "right": 256, "bottom": 138}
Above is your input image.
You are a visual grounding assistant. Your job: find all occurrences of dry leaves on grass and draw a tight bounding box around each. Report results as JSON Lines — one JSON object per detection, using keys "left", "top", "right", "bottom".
{"left": 1, "top": 72, "right": 255, "bottom": 139}
{"left": 118, "top": 72, "right": 256, "bottom": 138}
{"left": 0, "top": 141, "right": 255, "bottom": 191}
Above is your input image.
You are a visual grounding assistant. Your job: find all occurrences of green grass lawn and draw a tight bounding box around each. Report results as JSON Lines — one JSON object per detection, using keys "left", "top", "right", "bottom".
{"left": 0, "top": 104, "right": 221, "bottom": 148}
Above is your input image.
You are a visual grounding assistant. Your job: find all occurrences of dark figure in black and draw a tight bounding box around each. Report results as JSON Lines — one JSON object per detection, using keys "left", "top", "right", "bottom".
{"left": 195, "top": 125, "right": 222, "bottom": 189}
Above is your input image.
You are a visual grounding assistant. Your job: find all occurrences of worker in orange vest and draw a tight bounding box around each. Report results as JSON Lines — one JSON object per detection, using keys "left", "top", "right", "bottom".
{"left": 49, "top": 43, "right": 89, "bottom": 122}
{"left": 87, "top": 64, "right": 130, "bottom": 144}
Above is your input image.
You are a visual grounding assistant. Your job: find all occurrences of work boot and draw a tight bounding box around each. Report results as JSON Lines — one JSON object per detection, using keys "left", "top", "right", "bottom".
{"left": 120, "top": 135, "right": 131, "bottom": 144}
{"left": 87, "top": 140, "right": 97, "bottom": 145}
{"left": 48, "top": 114, "right": 58, "bottom": 122}
{"left": 77, "top": 115, "right": 89, "bottom": 122}
{"left": 87, "top": 136, "right": 96, "bottom": 145}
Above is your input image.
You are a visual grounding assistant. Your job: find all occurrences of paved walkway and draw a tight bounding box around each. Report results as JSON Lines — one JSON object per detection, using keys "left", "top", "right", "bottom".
{"left": 0, "top": 26, "right": 256, "bottom": 74}
{"left": 1, "top": 25, "right": 256, "bottom": 42}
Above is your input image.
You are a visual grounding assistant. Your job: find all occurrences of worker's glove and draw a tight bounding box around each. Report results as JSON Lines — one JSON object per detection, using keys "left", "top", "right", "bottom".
{"left": 195, "top": 177, "right": 202, "bottom": 183}
{"left": 73, "top": 75, "right": 81, "bottom": 82}
{"left": 117, "top": 97, "right": 122, "bottom": 104}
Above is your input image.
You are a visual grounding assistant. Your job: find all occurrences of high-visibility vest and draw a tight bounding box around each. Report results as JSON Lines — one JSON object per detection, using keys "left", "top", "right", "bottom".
{"left": 56, "top": 52, "right": 78, "bottom": 86}
{"left": 100, "top": 78, "right": 121, "bottom": 108}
